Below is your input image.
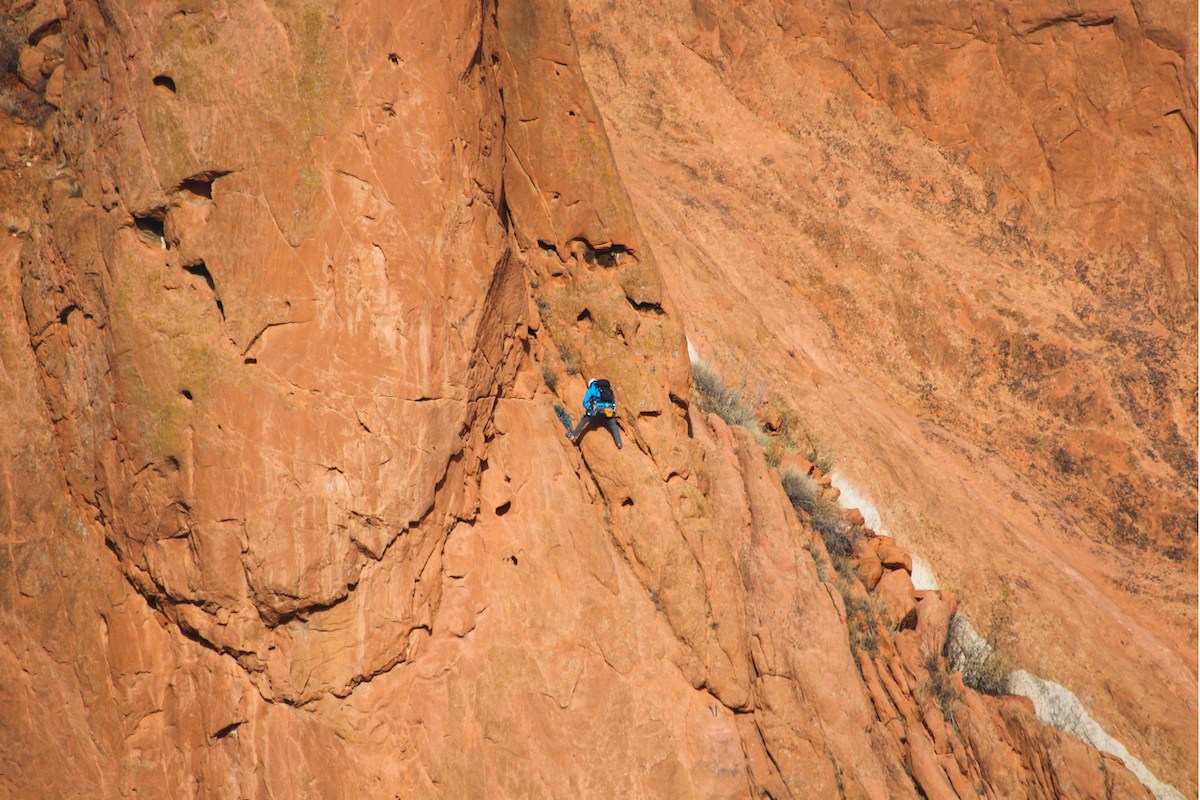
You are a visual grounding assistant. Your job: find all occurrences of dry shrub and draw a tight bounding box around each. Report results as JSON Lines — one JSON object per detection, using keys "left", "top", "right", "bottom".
{"left": 692, "top": 361, "right": 765, "bottom": 441}
{"left": 559, "top": 345, "right": 580, "bottom": 376}
{"left": 0, "top": 26, "right": 19, "bottom": 76}
{"left": 923, "top": 649, "right": 959, "bottom": 722}
{"left": 781, "top": 467, "right": 842, "bottom": 542}
{"left": 946, "top": 613, "right": 1012, "bottom": 696}
{"left": 845, "top": 595, "right": 878, "bottom": 656}
{"left": 541, "top": 363, "right": 558, "bottom": 392}
{"left": 807, "top": 441, "right": 836, "bottom": 473}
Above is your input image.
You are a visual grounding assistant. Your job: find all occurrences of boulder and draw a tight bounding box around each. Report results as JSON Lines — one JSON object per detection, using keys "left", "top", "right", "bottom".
{"left": 44, "top": 65, "right": 64, "bottom": 109}
{"left": 875, "top": 537, "right": 913, "bottom": 574}
{"left": 915, "top": 592, "right": 953, "bottom": 657}
{"left": 777, "top": 454, "right": 815, "bottom": 477}
{"left": 876, "top": 569, "right": 918, "bottom": 630}
{"left": 850, "top": 538, "right": 883, "bottom": 590}
{"left": 758, "top": 406, "right": 782, "bottom": 431}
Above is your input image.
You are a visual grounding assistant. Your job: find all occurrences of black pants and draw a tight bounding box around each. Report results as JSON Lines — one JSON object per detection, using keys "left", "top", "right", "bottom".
{"left": 570, "top": 412, "right": 622, "bottom": 448}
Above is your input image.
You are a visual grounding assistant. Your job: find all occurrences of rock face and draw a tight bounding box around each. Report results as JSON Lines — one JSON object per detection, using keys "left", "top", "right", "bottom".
{"left": 567, "top": 0, "right": 1197, "bottom": 794}
{"left": 0, "top": 1, "right": 1188, "bottom": 799}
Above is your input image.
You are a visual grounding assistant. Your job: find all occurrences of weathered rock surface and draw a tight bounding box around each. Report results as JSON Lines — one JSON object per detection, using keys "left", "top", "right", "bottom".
{"left": 876, "top": 568, "right": 918, "bottom": 630}
{"left": 568, "top": 0, "right": 1196, "bottom": 793}
{"left": 0, "top": 0, "right": 1186, "bottom": 798}
{"left": 850, "top": 536, "right": 883, "bottom": 590}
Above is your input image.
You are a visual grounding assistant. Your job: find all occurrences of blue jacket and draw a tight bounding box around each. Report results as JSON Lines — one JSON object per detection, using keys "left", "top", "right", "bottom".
{"left": 582, "top": 382, "right": 614, "bottom": 413}
{"left": 582, "top": 383, "right": 602, "bottom": 412}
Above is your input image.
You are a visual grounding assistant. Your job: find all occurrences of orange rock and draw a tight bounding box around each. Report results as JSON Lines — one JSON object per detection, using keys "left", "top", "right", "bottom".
{"left": 937, "top": 590, "right": 958, "bottom": 617}
{"left": 876, "top": 541, "right": 913, "bottom": 574}
{"left": 776, "top": 454, "right": 814, "bottom": 476}
{"left": 858, "top": 655, "right": 899, "bottom": 726}
{"left": 758, "top": 406, "right": 782, "bottom": 431}
{"left": 877, "top": 570, "right": 918, "bottom": 630}
{"left": 922, "top": 704, "right": 952, "bottom": 753}
{"left": 850, "top": 538, "right": 883, "bottom": 590}
{"left": 574, "top": 0, "right": 1198, "bottom": 790}
{"left": 907, "top": 729, "right": 958, "bottom": 800}
{"left": 853, "top": 557, "right": 883, "bottom": 592}
{"left": 915, "top": 592, "right": 953, "bottom": 657}
{"left": 0, "top": 0, "right": 1182, "bottom": 796}
{"left": 44, "top": 65, "right": 65, "bottom": 109}
{"left": 891, "top": 631, "right": 924, "bottom": 691}
{"left": 938, "top": 752, "right": 977, "bottom": 800}
{"left": 843, "top": 507, "right": 866, "bottom": 527}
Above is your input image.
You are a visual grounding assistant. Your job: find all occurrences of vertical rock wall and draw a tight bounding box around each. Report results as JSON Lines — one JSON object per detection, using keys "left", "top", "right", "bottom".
{"left": 0, "top": 0, "right": 1177, "bottom": 797}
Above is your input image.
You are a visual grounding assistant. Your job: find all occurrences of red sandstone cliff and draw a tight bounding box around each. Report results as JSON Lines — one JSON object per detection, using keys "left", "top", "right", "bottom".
{"left": 566, "top": 0, "right": 1197, "bottom": 793}
{"left": 0, "top": 0, "right": 1192, "bottom": 798}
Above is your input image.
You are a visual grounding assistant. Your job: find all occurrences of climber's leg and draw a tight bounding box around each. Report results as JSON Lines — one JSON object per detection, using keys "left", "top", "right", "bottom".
{"left": 568, "top": 414, "right": 593, "bottom": 443}
{"left": 606, "top": 417, "right": 623, "bottom": 449}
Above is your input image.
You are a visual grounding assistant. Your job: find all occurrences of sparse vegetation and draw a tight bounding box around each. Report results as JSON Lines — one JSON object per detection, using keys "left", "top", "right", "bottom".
{"left": 649, "top": 587, "right": 664, "bottom": 614}
{"left": 781, "top": 467, "right": 842, "bottom": 543}
{"left": 691, "top": 361, "right": 762, "bottom": 438}
{"left": 845, "top": 594, "right": 878, "bottom": 656}
{"left": 924, "top": 649, "right": 959, "bottom": 723}
{"left": 541, "top": 363, "right": 558, "bottom": 393}
{"left": 806, "top": 440, "right": 836, "bottom": 473}
{"left": 691, "top": 358, "right": 880, "bottom": 661}
{"left": 769, "top": 402, "right": 800, "bottom": 440}
{"left": 808, "top": 542, "right": 830, "bottom": 581}
{"left": 946, "top": 612, "right": 1012, "bottom": 696}
{"left": 764, "top": 444, "right": 783, "bottom": 468}
{"left": 0, "top": 28, "right": 52, "bottom": 126}
{"left": 762, "top": 402, "right": 804, "bottom": 467}
{"left": 824, "top": 537, "right": 877, "bottom": 659}
{"left": 795, "top": 479, "right": 876, "bottom": 659}
{"left": 0, "top": 26, "right": 19, "bottom": 76}
{"left": 559, "top": 345, "right": 580, "bottom": 376}
{"left": 968, "top": 648, "right": 1011, "bottom": 696}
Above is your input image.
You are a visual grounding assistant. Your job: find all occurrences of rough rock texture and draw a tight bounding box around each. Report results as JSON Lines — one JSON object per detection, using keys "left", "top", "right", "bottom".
{"left": 0, "top": 0, "right": 1187, "bottom": 798}
{"left": 567, "top": 0, "right": 1197, "bottom": 793}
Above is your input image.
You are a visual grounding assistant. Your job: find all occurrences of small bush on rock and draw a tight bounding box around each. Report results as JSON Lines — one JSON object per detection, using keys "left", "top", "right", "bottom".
{"left": 923, "top": 649, "right": 959, "bottom": 723}
{"left": 969, "top": 649, "right": 1011, "bottom": 696}
{"left": 806, "top": 441, "right": 836, "bottom": 473}
{"left": 0, "top": 27, "right": 18, "bottom": 76}
{"left": 692, "top": 361, "right": 767, "bottom": 443}
{"left": 559, "top": 345, "right": 580, "bottom": 376}
{"left": 845, "top": 596, "right": 878, "bottom": 656}
{"left": 808, "top": 542, "right": 830, "bottom": 582}
{"left": 541, "top": 363, "right": 558, "bottom": 392}
{"left": 946, "top": 613, "right": 1012, "bottom": 696}
{"left": 781, "top": 467, "right": 842, "bottom": 542}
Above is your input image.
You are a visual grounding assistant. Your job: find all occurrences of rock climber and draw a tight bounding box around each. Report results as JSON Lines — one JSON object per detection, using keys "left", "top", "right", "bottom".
{"left": 568, "top": 378, "right": 622, "bottom": 449}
